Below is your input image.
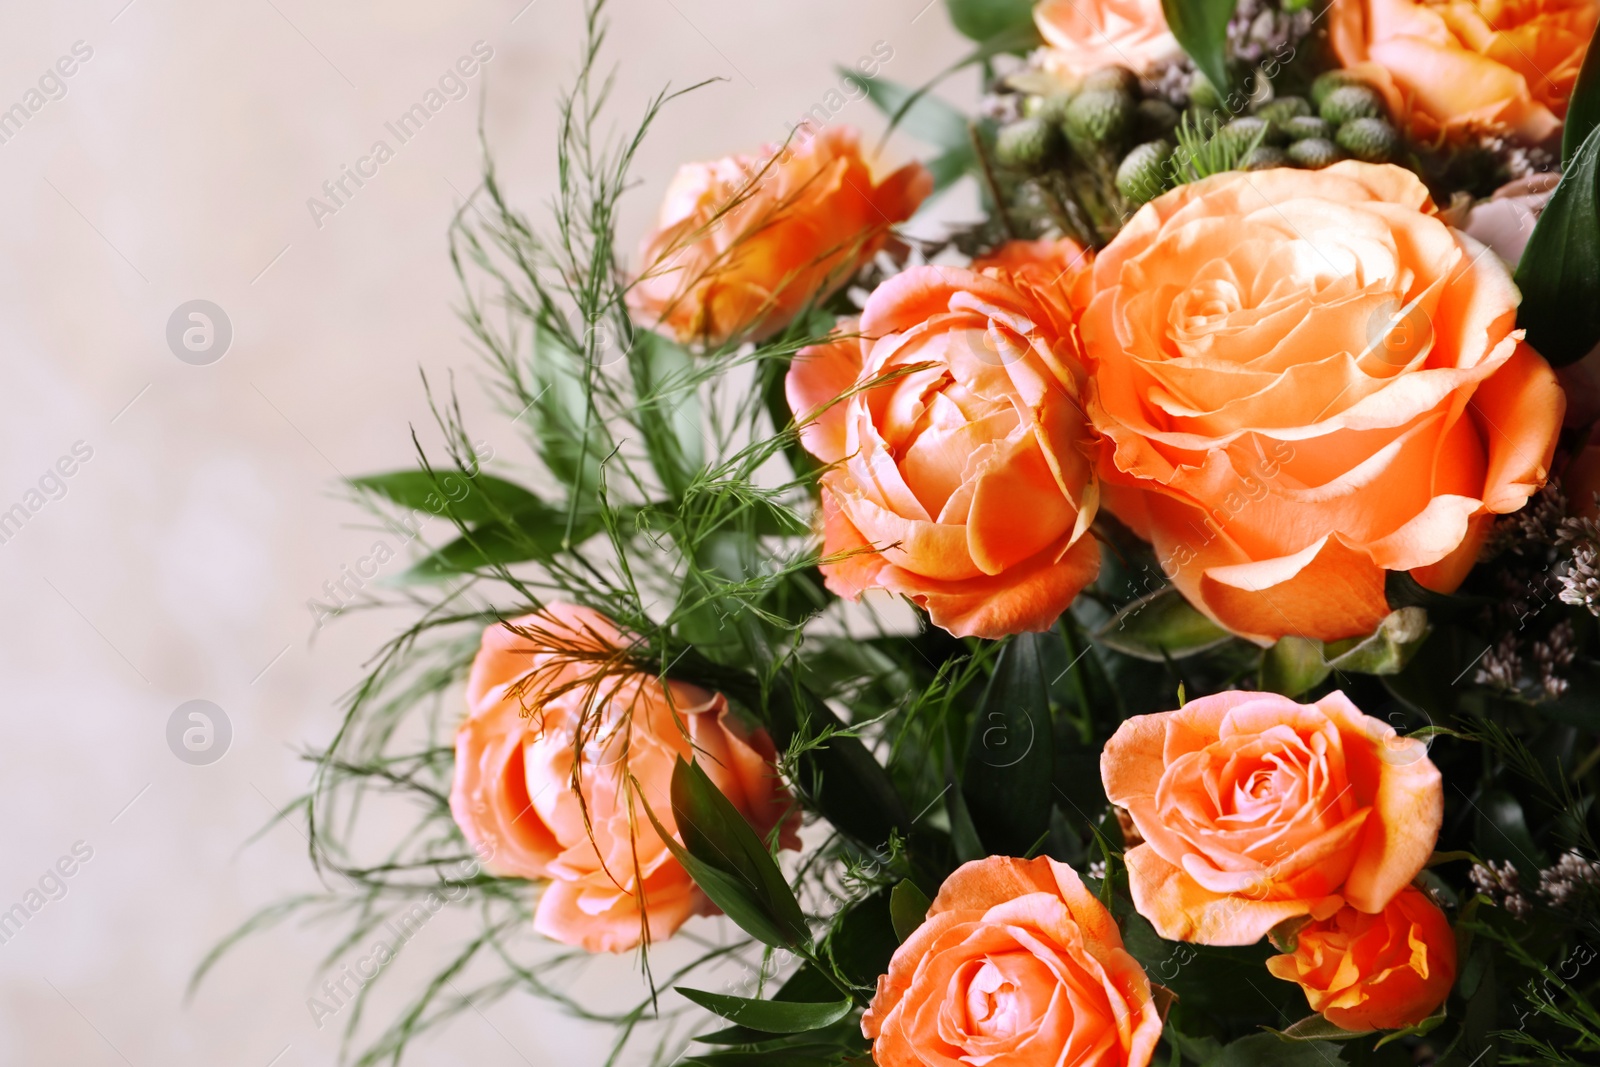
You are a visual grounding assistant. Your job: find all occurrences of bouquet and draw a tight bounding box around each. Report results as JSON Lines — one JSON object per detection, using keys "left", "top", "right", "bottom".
{"left": 204, "top": 0, "right": 1600, "bottom": 1064}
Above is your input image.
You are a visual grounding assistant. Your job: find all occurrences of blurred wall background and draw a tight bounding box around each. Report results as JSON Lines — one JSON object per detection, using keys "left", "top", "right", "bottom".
{"left": 0, "top": 0, "right": 972, "bottom": 1063}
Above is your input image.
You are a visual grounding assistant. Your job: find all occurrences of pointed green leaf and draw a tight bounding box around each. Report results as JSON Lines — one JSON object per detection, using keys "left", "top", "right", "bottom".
{"left": 963, "top": 633, "right": 1054, "bottom": 856}
{"left": 889, "top": 879, "right": 932, "bottom": 943}
{"left": 1095, "top": 587, "right": 1233, "bottom": 661}
{"left": 1323, "top": 607, "right": 1430, "bottom": 675}
{"left": 668, "top": 756, "right": 810, "bottom": 949}
{"left": 943, "top": 0, "right": 1036, "bottom": 45}
{"left": 1204, "top": 1032, "right": 1345, "bottom": 1065}
{"left": 1564, "top": 23, "right": 1600, "bottom": 166}
{"left": 850, "top": 72, "right": 970, "bottom": 151}
{"left": 1515, "top": 122, "right": 1600, "bottom": 365}
{"left": 677, "top": 988, "right": 853, "bottom": 1035}
{"left": 351, "top": 470, "right": 543, "bottom": 526}
{"left": 1162, "top": 0, "right": 1237, "bottom": 97}
{"left": 1267, "top": 1014, "right": 1372, "bottom": 1041}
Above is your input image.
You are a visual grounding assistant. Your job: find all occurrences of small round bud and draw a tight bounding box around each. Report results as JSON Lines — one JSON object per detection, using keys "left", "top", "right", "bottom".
{"left": 1025, "top": 92, "right": 1076, "bottom": 126}
{"left": 1256, "top": 96, "right": 1311, "bottom": 125}
{"left": 1136, "top": 98, "right": 1181, "bottom": 141}
{"left": 995, "top": 117, "right": 1063, "bottom": 170}
{"left": 1283, "top": 115, "right": 1333, "bottom": 141}
{"left": 1217, "top": 116, "right": 1272, "bottom": 155}
{"left": 1287, "top": 137, "right": 1347, "bottom": 168}
{"left": 1241, "top": 146, "right": 1290, "bottom": 171}
{"left": 1320, "top": 84, "right": 1385, "bottom": 125}
{"left": 1082, "top": 65, "right": 1140, "bottom": 98}
{"left": 1116, "top": 140, "right": 1174, "bottom": 204}
{"left": 1065, "top": 88, "right": 1135, "bottom": 151}
{"left": 1311, "top": 69, "right": 1371, "bottom": 107}
{"left": 1336, "top": 116, "right": 1400, "bottom": 162}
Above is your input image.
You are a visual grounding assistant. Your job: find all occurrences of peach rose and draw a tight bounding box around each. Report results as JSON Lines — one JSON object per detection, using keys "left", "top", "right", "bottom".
{"left": 449, "top": 604, "right": 798, "bottom": 953}
{"left": 1330, "top": 0, "right": 1599, "bottom": 142}
{"left": 1082, "top": 162, "right": 1564, "bottom": 643}
{"left": 863, "top": 856, "right": 1164, "bottom": 1067}
{"left": 786, "top": 263, "right": 1101, "bottom": 639}
{"left": 628, "top": 125, "right": 930, "bottom": 347}
{"left": 973, "top": 236, "right": 1094, "bottom": 305}
{"left": 1101, "top": 690, "right": 1443, "bottom": 946}
{"left": 1035, "top": 0, "right": 1182, "bottom": 78}
{"left": 1267, "top": 886, "right": 1457, "bottom": 1030}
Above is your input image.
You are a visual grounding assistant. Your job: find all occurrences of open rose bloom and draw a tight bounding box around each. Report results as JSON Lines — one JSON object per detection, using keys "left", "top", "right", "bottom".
{"left": 628, "top": 125, "right": 930, "bottom": 347}
{"left": 786, "top": 258, "right": 1101, "bottom": 639}
{"left": 449, "top": 604, "right": 797, "bottom": 953}
{"left": 1083, "top": 163, "right": 1563, "bottom": 643}
{"left": 1268, "top": 885, "right": 1457, "bottom": 1031}
{"left": 864, "top": 857, "right": 1164, "bottom": 1067}
{"left": 1331, "top": 0, "right": 1599, "bottom": 141}
{"left": 1034, "top": 0, "right": 1181, "bottom": 78}
{"left": 1102, "top": 690, "right": 1442, "bottom": 946}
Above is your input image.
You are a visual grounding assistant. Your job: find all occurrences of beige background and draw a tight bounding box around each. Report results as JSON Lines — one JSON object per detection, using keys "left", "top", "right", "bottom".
{"left": 0, "top": 1, "right": 974, "bottom": 1063}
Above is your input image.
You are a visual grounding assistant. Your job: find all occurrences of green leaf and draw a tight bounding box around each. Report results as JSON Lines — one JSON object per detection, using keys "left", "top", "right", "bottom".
{"left": 1473, "top": 787, "right": 1546, "bottom": 876}
{"left": 392, "top": 499, "right": 600, "bottom": 583}
{"left": 677, "top": 988, "right": 853, "bottom": 1035}
{"left": 1095, "top": 587, "right": 1233, "bottom": 661}
{"left": 526, "top": 323, "right": 605, "bottom": 495}
{"left": 1162, "top": 0, "right": 1237, "bottom": 97}
{"left": 644, "top": 757, "right": 810, "bottom": 949}
{"left": 1267, "top": 1014, "right": 1372, "bottom": 1041}
{"left": 1260, "top": 636, "right": 1331, "bottom": 698}
{"left": 351, "top": 470, "right": 543, "bottom": 526}
{"left": 1324, "top": 607, "right": 1431, "bottom": 675}
{"left": 1515, "top": 121, "right": 1600, "bottom": 365}
{"left": 1204, "top": 1032, "right": 1346, "bottom": 1066}
{"left": 852, "top": 72, "right": 970, "bottom": 151}
{"left": 1564, "top": 22, "right": 1600, "bottom": 167}
{"left": 925, "top": 144, "right": 978, "bottom": 194}
{"left": 889, "top": 879, "right": 932, "bottom": 943}
{"left": 963, "top": 633, "right": 1054, "bottom": 856}
{"left": 628, "top": 330, "right": 704, "bottom": 498}
{"left": 1372, "top": 1005, "right": 1448, "bottom": 1048}
{"left": 943, "top": 0, "right": 1037, "bottom": 46}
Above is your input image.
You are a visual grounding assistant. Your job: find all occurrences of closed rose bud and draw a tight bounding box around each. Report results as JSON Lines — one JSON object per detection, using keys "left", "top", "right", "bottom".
{"left": 995, "top": 117, "right": 1063, "bottom": 171}
{"left": 1117, "top": 140, "right": 1174, "bottom": 203}
{"left": 628, "top": 127, "right": 929, "bottom": 347}
{"left": 1267, "top": 886, "right": 1457, "bottom": 1031}
{"left": 1311, "top": 69, "right": 1370, "bottom": 108}
{"left": 1066, "top": 88, "right": 1135, "bottom": 151}
{"left": 1257, "top": 96, "right": 1312, "bottom": 124}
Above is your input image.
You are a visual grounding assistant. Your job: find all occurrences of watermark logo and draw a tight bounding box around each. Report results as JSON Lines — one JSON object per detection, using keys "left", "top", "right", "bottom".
{"left": 166, "top": 700, "right": 232, "bottom": 766}
{"left": 166, "top": 300, "right": 232, "bottom": 365}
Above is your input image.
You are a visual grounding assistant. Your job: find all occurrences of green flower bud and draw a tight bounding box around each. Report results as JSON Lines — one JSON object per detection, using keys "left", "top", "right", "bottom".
{"left": 1320, "top": 84, "right": 1385, "bottom": 125}
{"left": 1136, "top": 98, "right": 1181, "bottom": 141}
{"left": 1241, "top": 146, "right": 1290, "bottom": 171}
{"left": 1287, "top": 137, "right": 1348, "bottom": 168}
{"left": 1082, "top": 65, "right": 1140, "bottom": 98}
{"left": 995, "top": 117, "right": 1063, "bottom": 171}
{"left": 1336, "top": 116, "right": 1400, "bottom": 162}
{"left": 1311, "top": 69, "right": 1371, "bottom": 107}
{"left": 1283, "top": 115, "right": 1333, "bottom": 142}
{"left": 1256, "top": 96, "right": 1311, "bottom": 125}
{"left": 1025, "top": 92, "right": 1076, "bottom": 126}
{"left": 1116, "top": 140, "right": 1174, "bottom": 204}
{"left": 1216, "top": 117, "right": 1271, "bottom": 155}
{"left": 1065, "top": 88, "right": 1134, "bottom": 151}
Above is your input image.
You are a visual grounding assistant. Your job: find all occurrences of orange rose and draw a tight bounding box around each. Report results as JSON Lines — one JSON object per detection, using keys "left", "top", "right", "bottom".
{"left": 1082, "top": 163, "right": 1564, "bottom": 643}
{"left": 449, "top": 604, "right": 798, "bottom": 953}
{"left": 628, "top": 125, "right": 930, "bottom": 347}
{"left": 973, "top": 236, "right": 1095, "bottom": 304}
{"left": 1267, "top": 886, "right": 1457, "bottom": 1030}
{"left": 1101, "top": 690, "right": 1443, "bottom": 946}
{"left": 1035, "top": 0, "right": 1182, "bottom": 78}
{"left": 786, "top": 262, "right": 1100, "bottom": 639}
{"left": 863, "top": 856, "right": 1164, "bottom": 1067}
{"left": 1330, "top": 0, "right": 1599, "bottom": 141}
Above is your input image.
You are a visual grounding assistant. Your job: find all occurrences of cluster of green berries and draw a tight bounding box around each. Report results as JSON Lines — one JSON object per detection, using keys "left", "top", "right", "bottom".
{"left": 996, "top": 66, "right": 1403, "bottom": 209}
